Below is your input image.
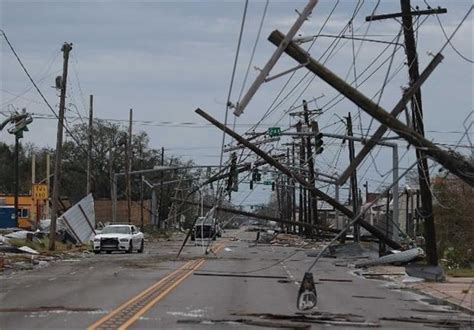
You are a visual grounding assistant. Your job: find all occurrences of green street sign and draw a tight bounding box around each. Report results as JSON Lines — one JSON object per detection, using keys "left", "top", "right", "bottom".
{"left": 263, "top": 180, "right": 272, "bottom": 185}
{"left": 268, "top": 127, "right": 281, "bottom": 137}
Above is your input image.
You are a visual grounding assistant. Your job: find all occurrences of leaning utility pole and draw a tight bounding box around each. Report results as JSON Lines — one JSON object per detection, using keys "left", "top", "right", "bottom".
{"left": 86, "top": 94, "right": 93, "bottom": 195}
{"left": 49, "top": 42, "right": 72, "bottom": 251}
{"left": 125, "top": 108, "right": 133, "bottom": 224}
{"left": 363, "top": 0, "right": 448, "bottom": 266}
{"left": 268, "top": 30, "right": 474, "bottom": 186}
{"left": 346, "top": 113, "right": 360, "bottom": 241}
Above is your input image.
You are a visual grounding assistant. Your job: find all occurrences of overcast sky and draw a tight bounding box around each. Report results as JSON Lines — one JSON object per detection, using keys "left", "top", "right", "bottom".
{"left": 1, "top": 0, "right": 472, "bottom": 206}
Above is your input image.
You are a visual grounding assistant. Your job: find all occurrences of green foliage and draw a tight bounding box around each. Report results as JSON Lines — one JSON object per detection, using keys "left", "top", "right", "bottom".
{"left": 433, "top": 174, "right": 474, "bottom": 269}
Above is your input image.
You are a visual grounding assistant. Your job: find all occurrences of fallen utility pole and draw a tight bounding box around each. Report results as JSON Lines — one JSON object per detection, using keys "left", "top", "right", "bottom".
{"left": 268, "top": 30, "right": 474, "bottom": 187}
{"left": 195, "top": 108, "right": 401, "bottom": 249}
{"left": 49, "top": 42, "right": 72, "bottom": 251}
{"left": 172, "top": 198, "right": 339, "bottom": 234}
{"left": 234, "top": 0, "right": 319, "bottom": 116}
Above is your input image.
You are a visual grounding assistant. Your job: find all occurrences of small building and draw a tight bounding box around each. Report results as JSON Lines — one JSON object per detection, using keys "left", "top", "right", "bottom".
{"left": 0, "top": 195, "right": 47, "bottom": 229}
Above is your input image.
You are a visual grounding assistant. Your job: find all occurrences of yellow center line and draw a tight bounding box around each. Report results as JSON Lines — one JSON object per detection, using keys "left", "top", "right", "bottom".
{"left": 118, "top": 259, "right": 206, "bottom": 330}
{"left": 87, "top": 258, "right": 198, "bottom": 330}
{"left": 88, "top": 238, "right": 231, "bottom": 330}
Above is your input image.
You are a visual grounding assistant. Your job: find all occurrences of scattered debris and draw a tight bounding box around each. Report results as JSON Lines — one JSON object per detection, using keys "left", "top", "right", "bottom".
{"left": 17, "top": 246, "right": 39, "bottom": 255}
{"left": 318, "top": 278, "right": 353, "bottom": 283}
{"left": 355, "top": 247, "right": 425, "bottom": 268}
{"left": 5, "top": 231, "right": 36, "bottom": 240}
{"left": 380, "top": 316, "right": 472, "bottom": 328}
{"left": 405, "top": 263, "right": 445, "bottom": 281}
{"left": 232, "top": 312, "right": 379, "bottom": 327}
{"left": 0, "top": 306, "right": 100, "bottom": 312}
{"left": 352, "top": 295, "right": 386, "bottom": 300}
{"left": 178, "top": 318, "right": 311, "bottom": 329}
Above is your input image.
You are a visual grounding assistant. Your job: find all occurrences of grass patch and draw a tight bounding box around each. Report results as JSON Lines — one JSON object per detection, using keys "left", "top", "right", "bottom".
{"left": 446, "top": 268, "right": 474, "bottom": 278}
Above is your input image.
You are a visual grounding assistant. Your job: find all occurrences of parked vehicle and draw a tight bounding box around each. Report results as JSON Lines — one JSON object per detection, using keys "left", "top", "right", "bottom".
{"left": 191, "top": 217, "right": 221, "bottom": 241}
{"left": 92, "top": 224, "right": 144, "bottom": 254}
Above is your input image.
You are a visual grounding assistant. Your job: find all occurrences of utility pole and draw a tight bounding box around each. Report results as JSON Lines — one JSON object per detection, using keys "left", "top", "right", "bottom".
{"left": 158, "top": 147, "right": 165, "bottom": 226}
{"left": 49, "top": 42, "right": 72, "bottom": 251}
{"left": 86, "top": 94, "right": 93, "bottom": 195}
{"left": 346, "top": 113, "right": 360, "bottom": 241}
{"left": 14, "top": 134, "right": 19, "bottom": 227}
{"left": 400, "top": 0, "right": 436, "bottom": 266}
{"left": 363, "top": 0, "right": 448, "bottom": 266}
{"left": 125, "top": 108, "right": 133, "bottom": 224}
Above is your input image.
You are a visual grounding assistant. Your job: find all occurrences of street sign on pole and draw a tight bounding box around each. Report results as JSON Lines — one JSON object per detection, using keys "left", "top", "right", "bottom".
{"left": 268, "top": 127, "right": 281, "bottom": 137}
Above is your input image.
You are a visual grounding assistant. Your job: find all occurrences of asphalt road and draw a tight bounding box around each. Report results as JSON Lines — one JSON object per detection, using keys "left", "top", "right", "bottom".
{"left": 0, "top": 229, "right": 472, "bottom": 329}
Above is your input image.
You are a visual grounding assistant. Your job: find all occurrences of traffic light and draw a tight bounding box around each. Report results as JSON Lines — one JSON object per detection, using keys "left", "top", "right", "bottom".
{"left": 5, "top": 113, "right": 33, "bottom": 139}
{"left": 252, "top": 168, "right": 261, "bottom": 182}
{"left": 226, "top": 152, "right": 238, "bottom": 192}
{"left": 314, "top": 131, "right": 324, "bottom": 154}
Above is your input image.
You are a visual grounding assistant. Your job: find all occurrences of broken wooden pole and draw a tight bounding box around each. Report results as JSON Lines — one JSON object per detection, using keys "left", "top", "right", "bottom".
{"left": 195, "top": 108, "right": 401, "bottom": 249}
{"left": 268, "top": 30, "right": 474, "bottom": 187}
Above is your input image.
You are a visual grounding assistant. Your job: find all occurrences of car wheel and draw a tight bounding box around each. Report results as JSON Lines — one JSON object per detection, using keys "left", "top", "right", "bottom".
{"left": 127, "top": 241, "right": 133, "bottom": 253}
{"left": 138, "top": 240, "right": 144, "bottom": 253}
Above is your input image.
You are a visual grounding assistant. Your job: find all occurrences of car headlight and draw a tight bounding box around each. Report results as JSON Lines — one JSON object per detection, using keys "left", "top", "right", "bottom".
{"left": 94, "top": 238, "right": 100, "bottom": 242}
{"left": 119, "top": 238, "right": 129, "bottom": 242}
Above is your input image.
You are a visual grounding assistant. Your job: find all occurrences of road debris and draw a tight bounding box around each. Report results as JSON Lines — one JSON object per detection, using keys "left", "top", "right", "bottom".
{"left": 0, "top": 306, "right": 100, "bottom": 312}
{"left": 16, "top": 246, "right": 39, "bottom": 254}
{"left": 232, "top": 312, "right": 380, "bottom": 327}
{"left": 355, "top": 247, "right": 425, "bottom": 268}
{"left": 318, "top": 278, "right": 353, "bottom": 283}
{"left": 193, "top": 272, "right": 288, "bottom": 280}
{"left": 380, "top": 316, "right": 473, "bottom": 328}
{"left": 352, "top": 295, "right": 386, "bottom": 299}
{"left": 178, "top": 318, "right": 311, "bottom": 329}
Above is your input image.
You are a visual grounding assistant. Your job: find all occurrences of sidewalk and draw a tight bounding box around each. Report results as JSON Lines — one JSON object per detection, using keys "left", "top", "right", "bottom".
{"left": 408, "top": 277, "right": 473, "bottom": 313}
{"left": 356, "top": 265, "right": 473, "bottom": 313}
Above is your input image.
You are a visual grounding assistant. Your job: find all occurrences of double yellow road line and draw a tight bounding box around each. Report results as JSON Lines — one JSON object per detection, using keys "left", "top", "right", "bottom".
{"left": 88, "top": 241, "right": 227, "bottom": 330}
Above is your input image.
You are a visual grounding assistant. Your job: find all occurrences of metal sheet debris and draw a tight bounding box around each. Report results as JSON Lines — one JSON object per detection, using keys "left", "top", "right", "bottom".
{"left": 59, "top": 193, "right": 96, "bottom": 244}
{"left": 17, "top": 246, "right": 39, "bottom": 255}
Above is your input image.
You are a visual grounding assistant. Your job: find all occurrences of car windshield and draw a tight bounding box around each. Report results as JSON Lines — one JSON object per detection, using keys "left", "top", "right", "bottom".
{"left": 195, "top": 217, "right": 214, "bottom": 226}
{"left": 101, "top": 226, "right": 131, "bottom": 234}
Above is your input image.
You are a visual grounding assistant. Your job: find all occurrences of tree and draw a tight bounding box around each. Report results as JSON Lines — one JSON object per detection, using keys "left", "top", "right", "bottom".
{"left": 433, "top": 172, "right": 474, "bottom": 268}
